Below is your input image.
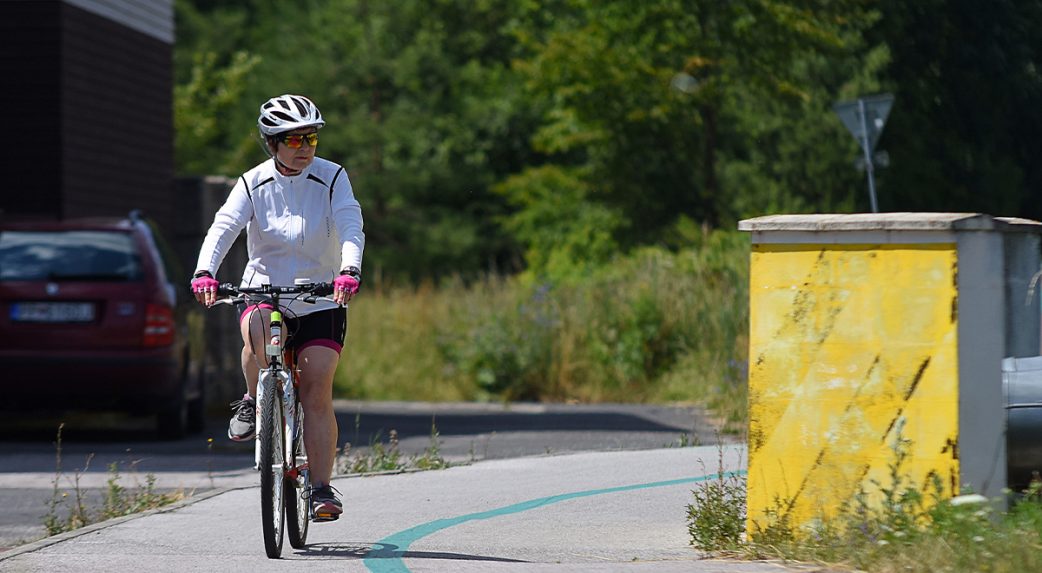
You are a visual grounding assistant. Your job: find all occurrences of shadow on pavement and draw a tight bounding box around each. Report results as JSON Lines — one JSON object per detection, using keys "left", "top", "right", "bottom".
{"left": 0, "top": 402, "right": 724, "bottom": 474}
{"left": 337, "top": 410, "right": 694, "bottom": 441}
{"left": 1, "top": 403, "right": 708, "bottom": 443}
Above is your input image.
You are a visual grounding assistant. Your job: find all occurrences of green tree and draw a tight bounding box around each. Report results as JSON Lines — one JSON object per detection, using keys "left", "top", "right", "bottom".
{"left": 514, "top": 0, "right": 879, "bottom": 247}
{"left": 173, "top": 0, "right": 1042, "bottom": 281}
{"left": 174, "top": 50, "right": 260, "bottom": 175}
{"left": 495, "top": 165, "right": 623, "bottom": 281}
{"left": 869, "top": 0, "right": 1042, "bottom": 217}
{"left": 175, "top": 0, "right": 541, "bottom": 281}
{"left": 305, "top": 0, "right": 539, "bottom": 281}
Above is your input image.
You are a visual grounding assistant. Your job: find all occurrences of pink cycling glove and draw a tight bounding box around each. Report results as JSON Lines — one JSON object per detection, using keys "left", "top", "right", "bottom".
{"left": 333, "top": 274, "right": 360, "bottom": 304}
{"left": 191, "top": 274, "right": 220, "bottom": 306}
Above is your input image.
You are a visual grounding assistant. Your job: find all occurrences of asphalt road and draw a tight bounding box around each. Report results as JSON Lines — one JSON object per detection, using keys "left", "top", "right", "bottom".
{"left": 0, "top": 445, "right": 823, "bottom": 573}
{"left": 0, "top": 400, "right": 731, "bottom": 553}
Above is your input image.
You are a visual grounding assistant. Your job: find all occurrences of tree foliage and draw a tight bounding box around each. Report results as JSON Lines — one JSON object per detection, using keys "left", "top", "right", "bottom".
{"left": 515, "top": 0, "right": 879, "bottom": 246}
{"left": 174, "top": 0, "right": 1042, "bottom": 281}
{"left": 174, "top": 50, "right": 260, "bottom": 175}
{"left": 869, "top": 0, "right": 1042, "bottom": 217}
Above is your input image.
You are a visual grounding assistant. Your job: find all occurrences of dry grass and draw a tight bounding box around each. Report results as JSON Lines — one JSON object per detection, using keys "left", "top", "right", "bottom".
{"left": 335, "top": 231, "right": 750, "bottom": 425}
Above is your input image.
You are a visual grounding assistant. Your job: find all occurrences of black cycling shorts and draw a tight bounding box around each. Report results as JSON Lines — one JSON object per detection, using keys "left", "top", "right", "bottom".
{"left": 237, "top": 304, "right": 347, "bottom": 354}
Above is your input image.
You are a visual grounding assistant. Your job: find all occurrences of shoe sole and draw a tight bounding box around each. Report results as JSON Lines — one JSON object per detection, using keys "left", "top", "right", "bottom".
{"left": 227, "top": 429, "right": 256, "bottom": 442}
{"left": 311, "top": 502, "right": 343, "bottom": 522}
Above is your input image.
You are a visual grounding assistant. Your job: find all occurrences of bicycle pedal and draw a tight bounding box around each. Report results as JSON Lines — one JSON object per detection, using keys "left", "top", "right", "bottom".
{"left": 312, "top": 513, "right": 340, "bottom": 523}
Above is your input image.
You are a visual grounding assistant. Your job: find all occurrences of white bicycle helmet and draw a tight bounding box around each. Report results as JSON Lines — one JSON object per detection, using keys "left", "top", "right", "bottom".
{"left": 257, "top": 94, "right": 325, "bottom": 136}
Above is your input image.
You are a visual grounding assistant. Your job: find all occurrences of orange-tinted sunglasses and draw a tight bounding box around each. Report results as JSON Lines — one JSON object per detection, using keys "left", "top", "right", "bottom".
{"left": 277, "top": 132, "right": 319, "bottom": 149}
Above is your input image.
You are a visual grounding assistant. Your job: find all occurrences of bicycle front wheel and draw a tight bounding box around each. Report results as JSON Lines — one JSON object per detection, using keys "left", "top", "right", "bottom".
{"left": 259, "top": 377, "right": 286, "bottom": 558}
{"left": 286, "top": 399, "right": 309, "bottom": 548}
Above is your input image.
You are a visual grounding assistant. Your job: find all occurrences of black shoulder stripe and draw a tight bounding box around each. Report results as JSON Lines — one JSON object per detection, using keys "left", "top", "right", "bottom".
{"left": 329, "top": 167, "right": 345, "bottom": 202}
{"left": 252, "top": 176, "right": 275, "bottom": 191}
{"left": 241, "top": 175, "right": 251, "bottom": 202}
{"left": 307, "top": 173, "right": 326, "bottom": 185}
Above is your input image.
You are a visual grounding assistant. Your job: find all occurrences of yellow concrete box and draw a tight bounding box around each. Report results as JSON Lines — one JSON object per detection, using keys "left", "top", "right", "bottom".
{"left": 738, "top": 213, "right": 1041, "bottom": 535}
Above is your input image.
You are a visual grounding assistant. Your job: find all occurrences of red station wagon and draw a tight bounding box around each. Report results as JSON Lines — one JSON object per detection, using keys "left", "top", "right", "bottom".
{"left": 0, "top": 211, "right": 205, "bottom": 438}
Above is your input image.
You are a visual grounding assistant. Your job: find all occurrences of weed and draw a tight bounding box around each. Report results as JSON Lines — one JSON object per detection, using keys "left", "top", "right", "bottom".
{"left": 337, "top": 420, "right": 449, "bottom": 475}
{"left": 412, "top": 419, "right": 449, "bottom": 470}
{"left": 42, "top": 425, "right": 93, "bottom": 535}
{"left": 746, "top": 495, "right": 796, "bottom": 552}
{"left": 42, "top": 425, "right": 186, "bottom": 536}
{"left": 100, "top": 463, "right": 185, "bottom": 521}
{"left": 43, "top": 423, "right": 67, "bottom": 536}
{"left": 690, "top": 428, "right": 1042, "bottom": 572}
{"left": 339, "top": 429, "right": 406, "bottom": 474}
{"left": 687, "top": 446, "right": 745, "bottom": 551}
{"left": 103, "top": 462, "right": 128, "bottom": 518}
{"left": 669, "top": 433, "right": 700, "bottom": 448}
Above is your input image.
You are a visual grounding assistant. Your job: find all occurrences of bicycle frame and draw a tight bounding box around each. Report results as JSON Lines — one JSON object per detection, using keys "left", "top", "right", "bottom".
{"left": 214, "top": 281, "right": 333, "bottom": 557}
{"left": 254, "top": 304, "right": 300, "bottom": 473}
{"left": 280, "top": 352, "right": 308, "bottom": 484}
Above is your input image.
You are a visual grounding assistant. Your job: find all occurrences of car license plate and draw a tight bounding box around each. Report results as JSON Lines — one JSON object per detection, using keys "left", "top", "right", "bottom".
{"left": 11, "top": 302, "right": 96, "bottom": 323}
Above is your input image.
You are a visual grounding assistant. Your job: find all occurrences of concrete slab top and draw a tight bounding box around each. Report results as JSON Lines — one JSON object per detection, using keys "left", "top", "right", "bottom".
{"left": 738, "top": 213, "right": 1042, "bottom": 233}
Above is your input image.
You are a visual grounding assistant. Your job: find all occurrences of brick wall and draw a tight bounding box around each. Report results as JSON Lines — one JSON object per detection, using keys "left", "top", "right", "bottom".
{"left": 0, "top": 1, "right": 173, "bottom": 235}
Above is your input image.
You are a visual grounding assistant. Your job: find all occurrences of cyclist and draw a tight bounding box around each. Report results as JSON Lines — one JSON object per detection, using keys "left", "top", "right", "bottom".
{"left": 190, "top": 94, "right": 364, "bottom": 521}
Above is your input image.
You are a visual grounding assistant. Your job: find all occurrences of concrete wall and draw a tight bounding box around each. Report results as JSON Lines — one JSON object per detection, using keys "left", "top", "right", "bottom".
{"left": 739, "top": 213, "right": 1041, "bottom": 535}
{"left": 955, "top": 231, "right": 1008, "bottom": 498}
{"left": 175, "top": 176, "right": 247, "bottom": 408}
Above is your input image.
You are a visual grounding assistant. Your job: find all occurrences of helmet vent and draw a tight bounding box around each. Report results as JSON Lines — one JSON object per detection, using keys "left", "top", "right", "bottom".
{"left": 257, "top": 94, "right": 325, "bottom": 136}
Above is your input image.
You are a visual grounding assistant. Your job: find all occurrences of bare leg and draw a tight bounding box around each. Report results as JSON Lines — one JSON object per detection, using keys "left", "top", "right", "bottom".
{"left": 239, "top": 308, "right": 272, "bottom": 397}
{"left": 297, "top": 345, "right": 340, "bottom": 486}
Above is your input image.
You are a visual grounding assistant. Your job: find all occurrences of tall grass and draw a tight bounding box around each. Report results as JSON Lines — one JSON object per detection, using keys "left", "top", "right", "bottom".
{"left": 688, "top": 435, "right": 1042, "bottom": 573}
{"left": 336, "top": 230, "right": 749, "bottom": 423}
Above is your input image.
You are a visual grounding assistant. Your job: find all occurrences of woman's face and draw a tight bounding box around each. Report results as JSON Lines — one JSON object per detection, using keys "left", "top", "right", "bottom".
{"left": 273, "top": 127, "right": 319, "bottom": 172}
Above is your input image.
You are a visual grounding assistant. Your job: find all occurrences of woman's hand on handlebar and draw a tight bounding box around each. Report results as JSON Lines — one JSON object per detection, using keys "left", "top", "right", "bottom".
{"left": 191, "top": 272, "right": 220, "bottom": 307}
{"left": 333, "top": 274, "right": 359, "bottom": 305}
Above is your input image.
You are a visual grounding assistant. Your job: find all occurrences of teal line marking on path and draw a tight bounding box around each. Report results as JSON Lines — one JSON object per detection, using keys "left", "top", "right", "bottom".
{"left": 363, "top": 470, "right": 746, "bottom": 573}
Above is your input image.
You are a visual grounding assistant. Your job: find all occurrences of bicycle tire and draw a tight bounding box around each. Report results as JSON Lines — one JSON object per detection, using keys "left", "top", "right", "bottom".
{"left": 259, "top": 375, "right": 286, "bottom": 558}
{"left": 286, "top": 400, "right": 309, "bottom": 548}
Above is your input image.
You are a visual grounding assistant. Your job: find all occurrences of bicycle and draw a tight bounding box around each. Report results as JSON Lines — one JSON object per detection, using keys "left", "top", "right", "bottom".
{"left": 214, "top": 281, "right": 335, "bottom": 558}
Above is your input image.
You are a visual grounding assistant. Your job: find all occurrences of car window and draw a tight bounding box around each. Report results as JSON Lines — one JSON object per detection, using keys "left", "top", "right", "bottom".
{"left": 0, "top": 230, "right": 143, "bottom": 282}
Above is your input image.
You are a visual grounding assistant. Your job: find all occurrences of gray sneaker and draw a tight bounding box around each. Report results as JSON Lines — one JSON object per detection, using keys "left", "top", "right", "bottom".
{"left": 310, "top": 485, "right": 343, "bottom": 522}
{"left": 227, "top": 394, "right": 256, "bottom": 441}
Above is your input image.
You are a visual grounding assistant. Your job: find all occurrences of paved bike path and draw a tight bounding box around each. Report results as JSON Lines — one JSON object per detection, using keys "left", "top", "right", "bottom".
{"left": 0, "top": 446, "right": 824, "bottom": 572}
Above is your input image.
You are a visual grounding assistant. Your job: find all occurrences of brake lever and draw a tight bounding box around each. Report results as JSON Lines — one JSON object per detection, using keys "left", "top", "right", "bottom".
{"left": 213, "top": 296, "right": 245, "bottom": 306}
{"left": 303, "top": 296, "right": 337, "bottom": 304}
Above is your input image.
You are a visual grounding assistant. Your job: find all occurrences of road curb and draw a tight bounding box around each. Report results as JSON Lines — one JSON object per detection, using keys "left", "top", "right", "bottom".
{"left": 0, "top": 484, "right": 247, "bottom": 563}
{"left": 0, "top": 461, "right": 469, "bottom": 563}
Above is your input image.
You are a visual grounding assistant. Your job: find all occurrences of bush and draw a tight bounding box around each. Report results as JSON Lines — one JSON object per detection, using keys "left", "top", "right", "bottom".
{"left": 338, "top": 230, "right": 750, "bottom": 415}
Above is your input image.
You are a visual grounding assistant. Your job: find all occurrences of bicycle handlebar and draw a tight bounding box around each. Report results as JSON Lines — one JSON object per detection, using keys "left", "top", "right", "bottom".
{"left": 215, "top": 282, "right": 335, "bottom": 298}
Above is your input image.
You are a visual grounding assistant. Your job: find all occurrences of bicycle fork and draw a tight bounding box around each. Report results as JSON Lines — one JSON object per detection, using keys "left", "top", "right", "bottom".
{"left": 283, "top": 368, "right": 303, "bottom": 476}
{"left": 254, "top": 367, "right": 290, "bottom": 470}
{"left": 255, "top": 310, "right": 289, "bottom": 470}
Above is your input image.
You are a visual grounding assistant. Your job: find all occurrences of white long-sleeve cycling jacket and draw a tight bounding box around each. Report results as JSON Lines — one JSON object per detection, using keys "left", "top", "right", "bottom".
{"left": 195, "top": 157, "right": 365, "bottom": 316}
